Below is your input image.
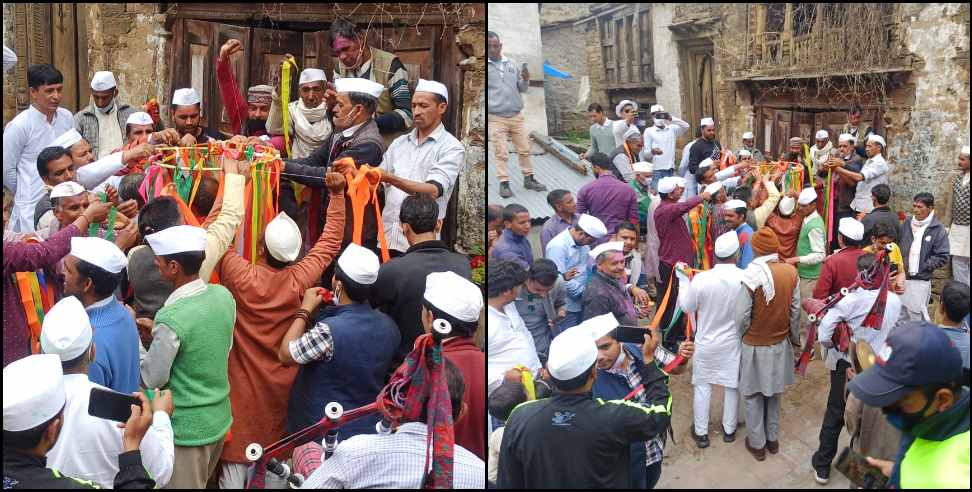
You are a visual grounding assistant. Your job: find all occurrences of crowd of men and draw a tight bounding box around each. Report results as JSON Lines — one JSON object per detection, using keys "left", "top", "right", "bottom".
{"left": 487, "top": 82, "right": 970, "bottom": 486}
{"left": 3, "top": 19, "right": 486, "bottom": 489}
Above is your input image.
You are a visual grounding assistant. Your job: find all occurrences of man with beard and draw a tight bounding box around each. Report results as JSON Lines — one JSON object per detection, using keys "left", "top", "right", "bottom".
{"left": 74, "top": 71, "right": 137, "bottom": 160}
{"left": 216, "top": 39, "right": 287, "bottom": 154}
{"left": 164, "top": 88, "right": 224, "bottom": 146}
{"left": 820, "top": 133, "right": 864, "bottom": 251}
{"left": 267, "top": 62, "right": 333, "bottom": 160}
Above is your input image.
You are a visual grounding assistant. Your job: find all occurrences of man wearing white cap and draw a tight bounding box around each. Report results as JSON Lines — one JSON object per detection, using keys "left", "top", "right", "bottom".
{"left": 374, "top": 194, "right": 473, "bottom": 362}
{"left": 740, "top": 131, "right": 765, "bottom": 163}
{"left": 609, "top": 125, "right": 644, "bottom": 182}
{"left": 827, "top": 133, "right": 889, "bottom": 214}
{"left": 546, "top": 213, "right": 607, "bottom": 332}
{"left": 378, "top": 78, "right": 465, "bottom": 255}
{"left": 899, "top": 192, "right": 950, "bottom": 322}
{"left": 583, "top": 240, "right": 651, "bottom": 326}
{"left": 74, "top": 70, "right": 137, "bottom": 160}
{"left": 33, "top": 145, "right": 77, "bottom": 230}
{"left": 630, "top": 162, "right": 662, "bottom": 283}
{"left": 947, "top": 145, "right": 970, "bottom": 285}
{"left": 41, "top": 296, "right": 176, "bottom": 488}
{"left": 280, "top": 243, "right": 399, "bottom": 443}
{"left": 213, "top": 172, "right": 347, "bottom": 488}
{"left": 215, "top": 39, "right": 289, "bottom": 155}
{"left": 424, "top": 270, "right": 487, "bottom": 459}
{"left": 497, "top": 318, "right": 672, "bottom": 488}
{"left": 841, "top": 105, "right": 874, "bottom": 159}
{"left": 611, "top": 99, "right": 640, "bottom": 148}
{"left": 687, "top": 117, "right": 722, "bottom": 189}
{"left": 267, "top": 56, "right": 332, "bottom": 159}
{"left": 36, "top": 180, "right": 137, "bottom": 245}
{"left": 2, "top": 354, "right": 157, "bottom": 488}
{"left": 784, "top": 187, "right": 826, "bottom": 337}
{"left": 330, "top": 19, "right": 414, "bottom": 146}
{"left": 821, "top": 133, "right": 865, "bottom": 250}
{"left": 62, "top": 237, "right": 141, "bottom": 394}
{"left": 48, "top": 127, "right": 154, "bottom": 195}
{"left": 814, "top": 217, "right": 868, "bottom": 300}
{"left": 168, "top": 87, "right": 223, "bottom": 146}
{"left": 141, "top": 224, "right": 237, "bottom": 488}
{"left": 723, "top": 198, "right": 756, "bottom": 269}
{"left": 642, "top": 104, "right": 688, "bottom": 191}
{"left": 283, "top": 76, "right": 386, "bottom": 258}
{"left": 678, "top": 230, "right": 750, "bottom": 449}
{"left": 4, "top": 63, "right": 74, "bottom": 233}
{"left": 488, "top": 32, "right": 545, "bottom": 199}
{"left": 809, "top": 129, "right": 834, "bottom": 172}
{"left": 764, "top": 193, "right": 806, "bottom": 260}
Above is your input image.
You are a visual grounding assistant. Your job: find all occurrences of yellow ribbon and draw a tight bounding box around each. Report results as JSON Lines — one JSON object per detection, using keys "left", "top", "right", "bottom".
{"left": 515, "top": 365, "right": 536, "bottom": 401}
{"left": 281, "top": 57, "right": 296, "bottom": 158}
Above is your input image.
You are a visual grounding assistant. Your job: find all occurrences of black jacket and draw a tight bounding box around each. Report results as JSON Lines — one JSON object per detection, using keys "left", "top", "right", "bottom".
{"left": 498, "top": 378, "right": 672, "bottom": 488}
{"left": 373, "top": 240, "right": 472, "bottom": 362}
{"left": 898, "top": 214, "right": 950, "bottom": 281}
{"left": 3, "top": 449, "right": 155, "bottom": 489}
{"left": 862, "top": 206, "right": 901, "bottom": 242}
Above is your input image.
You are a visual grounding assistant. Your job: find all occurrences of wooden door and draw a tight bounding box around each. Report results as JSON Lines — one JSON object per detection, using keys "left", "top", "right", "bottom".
{"left": 250, "top": 28, "right": 302, "bottom": 104}
{"left": 302, "top": 30, "right": 332, "bottom": 78}
{"left": 51, "top": 4, "right": 83, "bottom": 113}
{"left": 214, "top": 24, "right": 251, "bottom": 134}
{"left": 171, "top": 19, "right": 217, "bottom": 130}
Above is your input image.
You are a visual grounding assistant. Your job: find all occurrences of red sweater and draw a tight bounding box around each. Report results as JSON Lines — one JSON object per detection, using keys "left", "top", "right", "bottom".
{"left": 813, "top": 246, "right": 866, "bottom": 299}
{"left": 215, "top": 57, "right": 287, "bottom": 156}
{"left": 443, "top": 337, "right": 486, "bottom": 461}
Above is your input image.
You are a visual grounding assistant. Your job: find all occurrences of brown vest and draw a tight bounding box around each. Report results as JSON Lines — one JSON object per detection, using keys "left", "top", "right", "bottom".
{"left": 765, "top": 212, "right": 803, "bottom": 259}
{"left": 744, "top": 262, "right": 798, "bottom": 346}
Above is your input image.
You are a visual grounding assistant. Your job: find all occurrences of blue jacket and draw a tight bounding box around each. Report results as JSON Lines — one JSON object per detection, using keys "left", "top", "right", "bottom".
{"left": 286, "top": 303, "right": 400, "bottom": 438}
{"left": 87, "top": 299, "right": 142, "bottom": 394}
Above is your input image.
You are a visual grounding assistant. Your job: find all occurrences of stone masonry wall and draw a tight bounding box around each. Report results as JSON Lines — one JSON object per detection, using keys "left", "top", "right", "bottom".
{"left": 487, "top": 3, "right": 549, "bottom": 136}
{"left": 541, "top": 23, "right": 590, "bottom": 135}
{"left": 456, "top": 24, "right": 487, "bottom": 255}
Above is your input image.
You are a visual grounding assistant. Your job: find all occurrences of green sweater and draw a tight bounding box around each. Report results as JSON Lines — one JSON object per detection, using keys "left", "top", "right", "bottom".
{"left": 154, "top": 284, "right": 236, "bottom": 446}
{"left": 796, "top": 214, "right": 824, "bottom": 279}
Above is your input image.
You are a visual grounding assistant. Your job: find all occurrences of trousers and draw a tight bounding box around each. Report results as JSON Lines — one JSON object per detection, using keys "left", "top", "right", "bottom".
{"left": 901, "top": 279, "right": 931, "bottom": 322}
{"left": 812, "top": 359, "right": 851, "bottom": 471}
{"left": 953, "top": 255, "right": 970, "bottom": 286}
{"left": 488, "top": 112, "right": 533, "bottom": 182}
{"left": 693, "top": 383, "right": 738, "bottom": 436}
{"left": 165, "top": 438, "right": 224, "bottom": 489}
{"left": 656, "top": 262, "right": 685, "bottom": 353}
{"left": 744, "top": 392, "right": 781, "bottom": 449}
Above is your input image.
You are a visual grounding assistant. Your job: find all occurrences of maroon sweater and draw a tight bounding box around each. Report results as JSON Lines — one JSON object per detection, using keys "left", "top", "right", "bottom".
{"left": 813, "top": 246, "right": 866, "bottom": 299}
{"left": 443, "top": 337, "right": 486, "bottom": 461}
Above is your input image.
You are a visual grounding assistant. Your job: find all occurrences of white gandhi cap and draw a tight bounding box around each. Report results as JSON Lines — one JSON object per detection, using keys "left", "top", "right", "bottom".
{"left": 798, "top": 187, "right": 818, "bottom": 205}
{"left": 838, "top": 133, "right": 855, "bottom": 144}
{"left": 3, "top": 354, "right": 65, "bottom": 431}
{"left": 724, "top": 199, "right": 747, "bottom": 210}
{"left": 172, "top": 88, "right": 201, "bottom": 106}
{"left": 778, "top": 196, "right": 796, "bottom": 216}
{"left": 632, "top": 161, "right": 653, "bottom": 174}
{"left": 703, "top": 181, "right": 722, "bottom": 196}
{"left": 424, "top": 271, "right": 483, "bottom": 323}
{"left": 299, "top": 68, "right": 327, "bottom": 86}
{"left": 51, "top": 129, "right": 83, "bottom": 149}
{"left": 336, "top": 243, "right": 380, "bottom": 285}
{"left": 700, "top": 117, "right": 715, "bottom": 127}
{"left": 264, "top": 211, "right": 302, "bottom": 262}
{"left": 90, "top": 71, "right": 117, "bottom": 91}
{"left": 589, "top": 240, "right": 623, "bottom": 260}
{"left": 699, "top": 157, "right": 714, "bottom": 169}
{"left": 576, "top": 214, "right": 607, "bottom": 238}
{"left": 334, "top": 77, "right": 384, "bottom": 99}
{"left": 547, "top": 329, "right": 597, "bottom": 381}
{"left": 714, "top": 230, "right": 739, "bottom": 258}
{"left": 40, "top": 296, "right": 92, "bottom": 362}
{"left": 815, "top": 129, "right": 829, "bottom": 140}
{"left": 50, "top": 181, "right": 86, "bottom": 199}
{"left": 415, "top": 79, "right": 448, "bottom": 102}
{"left": 649, "top": 104, "right": 665, "bottom": 114}
{"left": 126, "top": 111, "right": 154, "bottom": 126}
{"left": 566, "top": 312, "right": 619, "bottom": 341}
{"left": 839, "top": 217, "right": 865, "bottom": 241}
{"left": 867, "top": 134, "right": 886, "bottom": 147}
{"left": 146, "top": 225, "right": 207, "bottom": 255}
{"left": 742, "top": 131, "right": 754, "bottom": 140}
{"left": 71, "top": 236, "right": 127, "bottom": 273}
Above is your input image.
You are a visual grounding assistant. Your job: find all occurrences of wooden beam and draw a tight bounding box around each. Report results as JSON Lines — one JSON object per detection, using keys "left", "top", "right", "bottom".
{"left": 169, "top": 3, "right": 481, "bottom": 26}
{"left": 530, "top": 131, "right": 588, "bottom": 175}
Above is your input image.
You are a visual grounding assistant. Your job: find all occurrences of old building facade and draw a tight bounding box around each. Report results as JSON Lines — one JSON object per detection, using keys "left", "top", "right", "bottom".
{"left": 543, "top": 3, "right": 969, "bottom": 218}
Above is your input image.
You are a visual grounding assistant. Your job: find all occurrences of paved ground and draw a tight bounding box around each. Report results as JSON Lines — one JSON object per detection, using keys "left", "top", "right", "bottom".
{"left": 655, "top": 356, "right": 852, "bottom": 489}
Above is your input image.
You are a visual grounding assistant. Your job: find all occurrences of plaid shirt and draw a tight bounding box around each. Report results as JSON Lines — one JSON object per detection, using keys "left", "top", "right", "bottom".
{"left": 289, "top": 321, "right": 335, "bottom": 365}
{"left": 607, "top": 345, "right": 675, "bottom": 467}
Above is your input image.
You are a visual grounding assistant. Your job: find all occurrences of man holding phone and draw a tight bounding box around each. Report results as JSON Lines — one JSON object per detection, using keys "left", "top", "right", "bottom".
{"left": 38, "top": 296, "right": 175, "bottom": 488}
{"left": 2, "top": 354, "right": 158, "bottom": 489}
{"left": 546, "top": 214, "right": 608, "bottom": 333}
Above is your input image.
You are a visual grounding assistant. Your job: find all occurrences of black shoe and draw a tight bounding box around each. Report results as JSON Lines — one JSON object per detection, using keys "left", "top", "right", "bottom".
{"left": 499, "top": 180, "right": 513, "bottom": 198}
{"left": 766, "top": 440, "right": 779, "bottom": 454}
{"left": 812, "top": 463, "right": 830, "bottom": 485}
{"left": 691, "top": 427, "right": 710, "bottom": 449}
{"left": 523, "top": 174, "right": 548, "bottom": 191}
{"left": 723, "top": 430, "right": 736, "bottom": 443}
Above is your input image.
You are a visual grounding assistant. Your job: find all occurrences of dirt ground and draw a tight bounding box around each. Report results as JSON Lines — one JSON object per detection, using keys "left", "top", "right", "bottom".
{"left": 655, "top": 356, "right": 853, "bottom": 489}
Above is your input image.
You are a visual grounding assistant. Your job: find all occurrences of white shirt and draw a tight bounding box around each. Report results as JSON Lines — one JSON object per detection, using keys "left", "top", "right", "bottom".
{"left": 487, "top": 302, "right": 541, "bottom": 396}
{"left": 851, "top": 153, "right": 889, "bottom": 213}
{"left": 46, "top": 374, "right": 174, "bottom": 488}
{"left": 796, "top": 211, "right": 827, "bottom": 268}
{"left": 380, "top": 122, "right": 465, "bottom": 253}
{"left": 640, "top": 118, "right": 689, "bottom": 171}
{"left": 908, "top": 213, "right": 934, "bottom": 275}
{"left": 677, "top": 263, "right": 752, "bottom": 387}
{"left": 680, "top": 139, "right": 698, "bottom": 202}
{"left": 818, "top": 289, "right": 901, "bottom": 371}
{"left": 612, "top": 119, "right": 637, "bottom": 148}
{"left": 3, "top": 105, "right": 75, "bottom": 232}
{"left": 76, "top": 151, "right": 125, "bottom": 190}
{"left": 300, "top": 422, "right": 485, "bottom": 489}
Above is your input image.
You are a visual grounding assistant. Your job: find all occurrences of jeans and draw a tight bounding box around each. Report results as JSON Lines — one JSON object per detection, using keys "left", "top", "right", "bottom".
{"left": 812, "top": 359, "right": 851, "bottom": 471}
{"left": 651, "top": 168, "right": 674, "bottom": 194}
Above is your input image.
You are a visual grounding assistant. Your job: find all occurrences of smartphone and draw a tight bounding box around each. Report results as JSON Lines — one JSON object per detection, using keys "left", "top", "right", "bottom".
{"left": 615, "top": 325, "right": 649, "bottom": 344}
{"left": 88, "top": 387, "right": 140, "bottom": 423}
{"left": 834, "top": 446, "right": 889, "bottom": 489}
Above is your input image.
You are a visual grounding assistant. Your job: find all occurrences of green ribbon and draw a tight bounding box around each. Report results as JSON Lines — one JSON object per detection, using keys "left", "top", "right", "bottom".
{"left": 88, "top": 192, "right": 117, "bottom": 239}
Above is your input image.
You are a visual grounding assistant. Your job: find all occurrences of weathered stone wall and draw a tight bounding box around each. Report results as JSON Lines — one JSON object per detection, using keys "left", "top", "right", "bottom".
{"left": 2, "top": 4, "right": 15, "bottom": 124}
{"left": 541, "top": 23, "right": 590, "bottom": 135}
{"left": 487, "top": 3, "right": 549, "bottom": 136}
{"left": 456, "top": 24, "right": 486, "bottom": 255}
{"left": 583, "top": 18, "right": 608, "bottom": 115}
{"left": 650, "top": 4, "right": 683, "bottom": 119}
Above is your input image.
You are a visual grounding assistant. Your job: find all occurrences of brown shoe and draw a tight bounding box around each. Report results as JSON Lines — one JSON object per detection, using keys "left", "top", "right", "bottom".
{"left": 766, "top": 440, "right": 779, "bottom": 454}
{"left": 745, "top": 437, "right": 766, "bottom": 461}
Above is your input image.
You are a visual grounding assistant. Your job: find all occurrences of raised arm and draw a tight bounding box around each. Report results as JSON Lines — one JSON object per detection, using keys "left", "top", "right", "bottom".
{"left": 215, "top": 40, "right": 249, "bottom": 134}
{"left": 290, "top": 173, "right": 348, "bottom": 287}
{"left": 199, "top": 162, "right": 246, "bottom": 281}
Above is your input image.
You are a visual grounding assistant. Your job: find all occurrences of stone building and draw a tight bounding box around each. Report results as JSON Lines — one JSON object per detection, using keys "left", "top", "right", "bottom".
{"left": 2, "top": 3, "right": 487, "bottom": 253}
{"left": 543, "top": 3, "right": 970, "bottom": 217}
{"left": 487, "top": 2, "right": 548, "bottom": 136}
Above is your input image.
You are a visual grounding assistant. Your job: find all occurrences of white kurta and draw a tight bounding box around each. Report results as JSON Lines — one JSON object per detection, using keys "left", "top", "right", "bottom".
{"left": 76, "top": 151, "right": 125, "bottom": 190}
{"left": 677, "top": 263, "right": 753, "bottom": 387}
{"left": 818, "top": 289, "right": 901, "bottom": 371}
{"left": 46, "top": 374, "right": 175, "bottom": 488}
{"left": 3, "top": 105, "right": 75, "bottom": 232}
{"left": 487, "top": 302, "right": 541, "bottom": 396}
{"left": 380, "top": 123, "right": 465, "bottom": 253}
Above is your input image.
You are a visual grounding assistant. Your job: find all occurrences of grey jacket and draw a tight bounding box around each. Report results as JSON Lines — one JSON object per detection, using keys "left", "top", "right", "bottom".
{"left": 898, "top": 214, "right": 950, "bottom": 281}
{"left": 73, "top": 100, "right": 137, "bottom": 158}
{"left": 487, "top": 56, "right": 528, "bottom": 117}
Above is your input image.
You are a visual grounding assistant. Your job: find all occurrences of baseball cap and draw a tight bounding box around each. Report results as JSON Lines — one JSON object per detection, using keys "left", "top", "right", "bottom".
{"left": 848, "top": 321, "right": 964, "bottom": 407}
